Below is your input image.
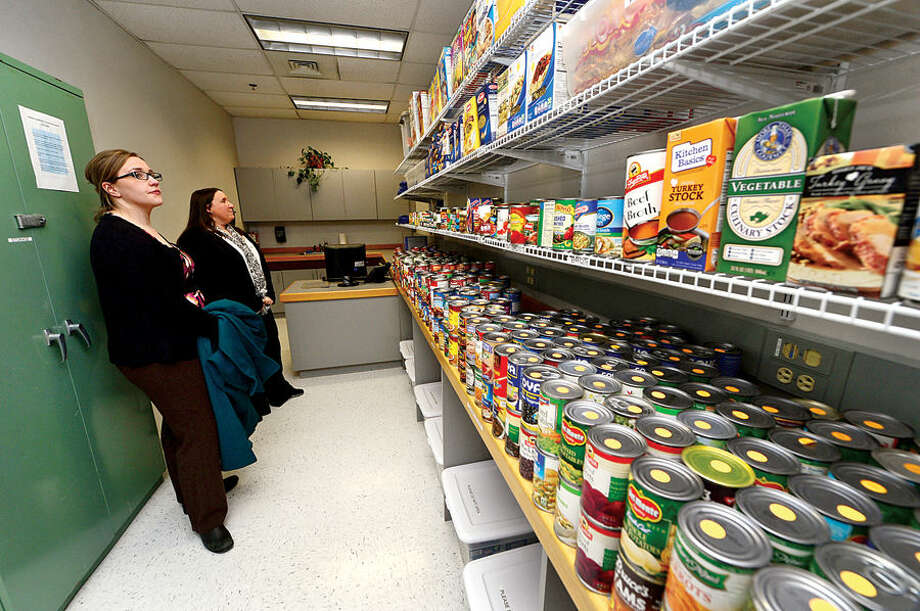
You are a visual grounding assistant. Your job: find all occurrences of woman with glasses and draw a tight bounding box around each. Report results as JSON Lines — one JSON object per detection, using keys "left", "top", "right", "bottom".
{"left": 86, "top": 149, "right": 235, "bottom": 554}
{"left": 177, "top": 188, "right": 303, "bottom": 408}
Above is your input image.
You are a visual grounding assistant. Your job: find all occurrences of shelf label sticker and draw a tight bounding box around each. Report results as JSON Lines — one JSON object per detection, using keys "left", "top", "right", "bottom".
{"left": 8, "top": 237, "right": 33, "bottom": 243}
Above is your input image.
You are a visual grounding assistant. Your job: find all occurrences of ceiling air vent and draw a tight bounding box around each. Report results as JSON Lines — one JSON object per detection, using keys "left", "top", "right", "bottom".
{"left": 287, "top": 59, "right": 322, "bottom": 77}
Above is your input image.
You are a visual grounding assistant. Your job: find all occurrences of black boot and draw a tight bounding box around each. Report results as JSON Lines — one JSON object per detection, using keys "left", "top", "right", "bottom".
{"left": 199, "top": 525, "right": 234, "bottom": 553}
{"left": 223, "top": 475, "right": 239, "bottom": 493}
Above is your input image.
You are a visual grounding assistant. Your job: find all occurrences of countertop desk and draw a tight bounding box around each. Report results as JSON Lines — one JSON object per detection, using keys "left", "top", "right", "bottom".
{"left": 280, "top": 279, "right": 407, "bottom": 372}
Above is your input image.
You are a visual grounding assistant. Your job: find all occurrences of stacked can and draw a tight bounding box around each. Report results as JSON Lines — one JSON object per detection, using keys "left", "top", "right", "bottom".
{"left": 538, "top": 379, "right": 583, "bottom": 457}
{"left": 491, "top": 343, "right": 526, "bottom": 439}
{"left": 505, "top": 351, "right": 542, "bottom": 458}
{"left": 464, "top": 316, "right": 490, "bottom": 395}
{"left": 478, "top": 331, "right": 509, "bottom": 421}
{"left": 558, "top": 401, "right": 615, "bottom": 485}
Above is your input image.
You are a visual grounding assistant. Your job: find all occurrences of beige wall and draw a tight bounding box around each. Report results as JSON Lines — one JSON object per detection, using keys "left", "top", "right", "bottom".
{"left": 0, "top": 0, "right": 239, "bottom": 241}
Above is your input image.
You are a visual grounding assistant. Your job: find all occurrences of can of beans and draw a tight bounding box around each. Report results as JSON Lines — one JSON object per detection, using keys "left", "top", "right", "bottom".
{"left": 579, "top": 374, "right": 621, "bottom": 404}
{"left": 519, "top": 420, "right": 539, "bottom": 481}
{"left": 726, "top": 437, "right": 800, "bottom": 491}
{"left": 811, "top": 542, "right": 920, "bottom": 610}
{"left": 538, "top": 379, "right": 584, "bottom": 456}
{"left": 620, "top": 457, "right": 703, "bottom": 585}
{"left": 829, "top": 462, "right": 920, "bottom": 525}
{"left": 681, "top": 445, "right": 755, "bottom": 506}
{"left": 558, "top": 359, "right": 597, "bottom": 383}
{"left": 612, "top": 552, "right": 667, "bottom": 611}
{"left": 504, "top": 404, "right": 522, "bottom": 458}
{"left": 677, "top": 410, "right": 737, "bottom": 448}
{"left": 581, "top": 424, "right": 646, "bottom": 528}
{"left": 573, "top": 199, "right": 598, "bottom": 254}
{"left": 553, "top": 471, "right": 582, "bottom": 547}
{"left": 576, "top": 512, "right": 621, "bottom": 594}
{"left": 715, "top": 401, "right": 776, "bottom": 439}
{"left": 533, "top": 446, "right": 560, "bottom": 512}
{"left": 871, "top": 447, "right": 920, "bottom": 487}
{"left": 480, "top": 331, "right": 510, "bottom": 421}
{"left": 746, "top": 565, "right": 860, "bottom": 611}
{"left": 705, "top": 342, "right": 742, "bottom": 377}
{"left": 506, "top": 351, "right": 542, "bottom": 416}
{"left": 679, "top": 382, "right": 728, "bottom": 411}
{"left": 448, "top": 332, "right": 460, "bottom": 367}
{"left": 662, "top": 502, "right": 772, "bottom": 611}
{"left": 680, "top": 363, "right": 720, "bottom": 383}
{"left": 636, "top": 416, "right": 696, "bottom": 460}
{"left": 559, "top": 401, "right": 615, "bottom": 484}
{"left": 736, "top": 486, "right": 830, "bottom": 568}
{"left": 521, "top": 365, "right": 560, "bottom": 426}
{"left": 605, "top": 396, "right": 656, "bottom": 429}
{"left": 788, "top": 474, "right": 882, "bottom": 543}
{"left": 807, "top": 420, "right": 880, "bottom": 462}
{"left": 615, "top": 370, "right": 658, "bottom": 397}
{"left": 770, "top": 429, "right": 841, "bottom": 475}
{"left": 553, "top": 199, "right": 576, "bottom": 252}
{"left": 644, "top": 386, "right": 693, "bottom": 419}
{"left": 752, "top": 395, "right": 812, "bottom": 428}
{"left": 843, "top": 410, "right": 916, "bottom": 449}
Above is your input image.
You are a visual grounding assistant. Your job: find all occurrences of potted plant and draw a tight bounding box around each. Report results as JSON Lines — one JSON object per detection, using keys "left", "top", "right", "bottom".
{"left": 288, "top": 146, "right": 336, "bottom": 191}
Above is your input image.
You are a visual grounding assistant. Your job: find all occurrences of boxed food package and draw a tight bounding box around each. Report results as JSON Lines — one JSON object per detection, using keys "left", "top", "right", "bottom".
{"left": 788, "top": 145, "right": 920, "bottom": 297}
{"left": 561, "top": 0, "right": 751, "bottom": 97}
{"left": 623, "top": 149, "right": 666, "bottom": 262}
{"left": 657, "top": 117, "right": 737, "bottom": 272}
{"left": 716, "top": 94, "right": 858, "bottom": 281}
{"left": 475, "top": 0, "right": 496, "bottom": 62}
{"left": 452, "top": 119, "right": 462, "bottom": 163}
{"left": 527, "top": 22, "right": 567, "bottom": 123}
{"left": 462, "top": 96, "right": 481, "bottom": 157}
{"left": 477, "top": 82, "right": 500, "bottom": 146}
{"left": 439, "top": 47, "right": 453, "bottom": 102}
{"left": 429, "top": 74, "right": 442, "bottom": 119}
{"left": 538, "top": 200, "right": 555, "bottom": 248}
{"left": 451, "top": 29, "right": 465, "bottom": 92}
{"left": 496, "top": 0, "right": 526, "bottom": 39}
{"left": 595, "top": 197, "right": 624, "bottom": 257}
{"left": 410, "top": 92, "right": 422, "bottom": 142}
{"left": 506, "top": 51, "right": 527, "bottom": 133}
{"left": 464, "top": 6, "right": 478, "bottom": 73}
{"left": 495, "top": 69, "right": 509, "bottom": 141}
{"left": 419, "top": 90, "right": 432, "bottom": 134}
{"left": 900, "top": 207, "right": 920, "bottom": 302}
{"left": 477, "top": 198, "right": 495, "bottom": 235}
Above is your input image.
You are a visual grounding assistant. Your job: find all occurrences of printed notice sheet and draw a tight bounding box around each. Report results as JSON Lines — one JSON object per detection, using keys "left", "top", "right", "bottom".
{"left": 19, "top": 105, "right": 79, "bottom": 192}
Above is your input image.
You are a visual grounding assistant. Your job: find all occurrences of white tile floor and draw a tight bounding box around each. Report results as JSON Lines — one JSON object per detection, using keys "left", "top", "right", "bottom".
{"left": 68, "top": 318, "right": 466, "bottom": 610}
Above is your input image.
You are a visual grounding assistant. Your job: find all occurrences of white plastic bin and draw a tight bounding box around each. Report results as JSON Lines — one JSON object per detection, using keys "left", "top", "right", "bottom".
{"left": 424, "top": 416, "right": 444, "bottom": 468}
{"left": 406, "top": 357, "right": 416, "bottom": 385}
{"left": 441, "top": 461, "right": 537, "bottom": 563}
{"left": 414, "top": 381, "right": 442, "bottom": 419}
{"left": 463, "top": 544, "right": 544, "bottom": 611}
{"left": 399, "top": 339, "right": 414, "bottom": 360}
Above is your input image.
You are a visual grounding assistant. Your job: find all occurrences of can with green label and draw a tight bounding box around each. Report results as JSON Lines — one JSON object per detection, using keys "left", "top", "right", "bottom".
{"left": 559, "top": 401, "right": 614, "bottom": 485}
{"left": 794, "top": 398, "right": 840, "bottom": 421}
{"left": 770, "top": 429, "right": 841, "bottom": 474}
{"left": 680, "top": 362, "right": 720, "bottom": 383}
{"left": 716, "top": 401, "right": 776, "bottom": 439}
{"left": 553, "top": 470, "right": 582, "bottom": 547}
{"left": 680, "top": 382, "right": 728, "bottom": 411}
{"left": 753, "top": 395, "right": 812, "bottom": 428}
{"left": 746, "top": 566, "right": 861, "bottom": 611}
{"left": 727, "top": 436, "right": 800, "bottom": 491}
{"left": 807, "top": 420, "right": 880, "bottom": 463}
{"left": 681, "top": 445, "right": 756, "bottom": 506}
{"left": 871, "top": 447, "right": 920, "bottom": 487}
{"left": 711, "top": 376, "right": 760, "bottom": 401}
{"left": 829, "top": 462, "right": 920, "bottom": 525}
{"left": 644, "top": 385, "right": 693, "bottom": 419}
{"left": 552, "top": 199, "right": 576, "bottom": 251}
{"left": 538, "top": 379, "right": 583, "bottom": 456}
{"left": 578, "top": 374, "right": 621, "bottom": 404}
{"left": 843, "top": 410, "right": 916, "bottom": 449}
{"left": 677, "top": 410, "right": 738, "bottom": 448}
{"left": 735, "top": 486, "right": 830, "bottom": 568}
{"left": 811, "top": 542, "right": 920, "bottom": 610}
{"left": 789, "top": 474, "right": 882, "bottom": 543}
{"left": 604, "top": 395, "right": 655, "bottom": 429}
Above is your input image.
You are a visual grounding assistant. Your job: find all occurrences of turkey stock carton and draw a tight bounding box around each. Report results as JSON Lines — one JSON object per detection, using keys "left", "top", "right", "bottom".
{"left": 716, "top": 95, "right": 858, "bottom": 282}
{"left": 656, "top": 117, "right": 737, "bottom": 272}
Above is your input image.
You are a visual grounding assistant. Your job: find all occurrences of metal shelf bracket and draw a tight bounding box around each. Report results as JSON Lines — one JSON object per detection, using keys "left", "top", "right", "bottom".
{"left": 443, "top": 172, "right": 507, "bottom": 187}
{"left": 662, "top": 60, "right": 825, "bottom": 106}
{"left": 491, "top": 148, "right": 585, "bottom": 172}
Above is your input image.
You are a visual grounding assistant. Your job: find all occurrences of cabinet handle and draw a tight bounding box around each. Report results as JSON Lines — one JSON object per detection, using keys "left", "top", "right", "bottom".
{"left": 64, "top": 319, "right": 92, "bottom": 348}
{"left": 44, "top": 329, "right": 67, "bottom": 362}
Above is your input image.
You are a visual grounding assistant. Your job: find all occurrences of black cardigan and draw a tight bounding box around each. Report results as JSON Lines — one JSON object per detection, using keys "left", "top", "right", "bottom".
{"left": 90, "top": 214, "right": 217, "bottom": 367}
{"left": 176, "top": 226, "right": 275, "bottom": 314}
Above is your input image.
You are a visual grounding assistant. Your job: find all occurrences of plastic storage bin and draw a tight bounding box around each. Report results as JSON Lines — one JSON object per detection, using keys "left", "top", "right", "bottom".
{"left": 442, "top": 461, "right": 537, "bottom": 562}
{"left": 414, "top": 381, "right": 443, "bottom": 419}
{"left": 424, "top": 416, "right": 444, "bottom": 468}
{"left": 463, "top": 543, "right": 544, "bottom": 610}
{"left": 405, "top": 357, "right": 416, "bottom": 385}
{"left": 399, "top": 339, "right": 414, "bottom": 360}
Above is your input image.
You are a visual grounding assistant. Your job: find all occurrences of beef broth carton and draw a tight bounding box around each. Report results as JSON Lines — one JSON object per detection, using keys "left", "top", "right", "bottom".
{"left": 716, "top": 94, "right": 857, "bottom": 281}
{"left": 790, "top": 145, "right": 920, "bottom": 297}
{"left": 657, "top": 117, "right": 737, "bottom": 272}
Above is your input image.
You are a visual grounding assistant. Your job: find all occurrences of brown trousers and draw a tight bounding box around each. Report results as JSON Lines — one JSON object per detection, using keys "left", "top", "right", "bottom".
{"left": 119, "top": 359, "right": 227, "bottom": 533}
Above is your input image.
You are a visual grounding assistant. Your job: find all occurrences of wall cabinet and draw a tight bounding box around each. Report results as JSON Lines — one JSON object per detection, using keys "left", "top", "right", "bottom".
{"left": 235, "top": 167, "right": 277, "bottom": 222}
{"left": 273, "top": 168, "right": 311, "bottom": 221}
{"left": 309, "top": 169, "right": 346, "bottom": 221}
{"left": 374, "top": 169, "right": 406, "bottom": 220}
{"left": 342, "top": 169, "right": 377, "bottom": 220}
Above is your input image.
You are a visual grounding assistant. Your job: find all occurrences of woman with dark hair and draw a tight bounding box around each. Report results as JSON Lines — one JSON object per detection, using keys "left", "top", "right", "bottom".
{"left": 177, "top": 188, "right": 302, "bottom": 407}
{"left": 86, "top": 150, "right": 235, "bottom": 554}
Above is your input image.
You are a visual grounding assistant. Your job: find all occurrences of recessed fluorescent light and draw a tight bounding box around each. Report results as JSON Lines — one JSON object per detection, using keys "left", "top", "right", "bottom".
{"left": 291, "top": 96, "right": 390, "bottom": 114}
{"left": 246, "top": 15, "right": 407, "bottom": 61}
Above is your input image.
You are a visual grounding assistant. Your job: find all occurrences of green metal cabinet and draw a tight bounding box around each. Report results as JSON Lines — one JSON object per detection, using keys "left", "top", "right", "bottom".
{"left": 0, "top": 54, "right": 164, "bottom": 611}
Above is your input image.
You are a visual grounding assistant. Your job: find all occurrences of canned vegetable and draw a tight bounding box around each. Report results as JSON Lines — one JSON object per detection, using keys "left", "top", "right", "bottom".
{"left": 681, "top": 445, "right": 755, "bottom": 506}
{"left": 746, "top": 566, "right": 860, "bottom": 611}
{"left": 716, "top": 401, "right": 776, "bottom": 439}
{"left": 726, "top": 437, "right": 800, "bottom": 491}
{"left": 789, "top": 474, "right": 882, "bottom": 543}
{"left": 807, "top": 420, "right": 880, "bottom": 462}
{"left": 770, "top": 429, "right": 841, "bottom": 474}
{"left": 635, "top": 416, "right": 696, "bottom": 460}
{"left": 677, "top": 410, "right": 738, "bottom": 448}
{"left": 581, "top": 424, "right": 646, "bottom": 528}
{"left": 829, "top": 462, "right": 920, "bottom": 524}
{"left": 559, "top": 400, "right": 615, "bottom": 484}
{"left": 735, "top": 486, "right": 830, "bottom": 568}
{"left": 811, "top": 542, "right": 920, "bottom": 610}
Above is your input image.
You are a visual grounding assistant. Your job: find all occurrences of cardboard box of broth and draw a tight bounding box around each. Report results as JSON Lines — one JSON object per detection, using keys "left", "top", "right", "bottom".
{"left": 716, "top": 95, "right": 858, "bottom": 282}
{"left": 657, "top": 117, "right": 737, "bottom": 272}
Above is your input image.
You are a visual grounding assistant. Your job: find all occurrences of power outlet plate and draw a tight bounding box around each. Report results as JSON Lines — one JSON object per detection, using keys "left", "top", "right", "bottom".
{"left": 757, "top": 330, "right": 853, "bottom": 404}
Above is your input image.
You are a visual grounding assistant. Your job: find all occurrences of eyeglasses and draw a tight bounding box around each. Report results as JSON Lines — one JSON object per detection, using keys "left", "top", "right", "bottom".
{"left": 112, "top": 170, "right": 163, "bottom": 182}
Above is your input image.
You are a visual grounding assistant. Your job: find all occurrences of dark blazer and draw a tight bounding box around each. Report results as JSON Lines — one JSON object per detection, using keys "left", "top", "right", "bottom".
{"left": 177, "top": 226, "right": 275, "bottom": 313}
{"left": 90, "top": 214, "right": 217, "bottom": 367}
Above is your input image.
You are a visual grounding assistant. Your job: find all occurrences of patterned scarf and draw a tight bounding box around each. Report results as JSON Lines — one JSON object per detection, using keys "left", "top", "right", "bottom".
{"left": 215, "top": 225, "right": 268, "bottom": 308}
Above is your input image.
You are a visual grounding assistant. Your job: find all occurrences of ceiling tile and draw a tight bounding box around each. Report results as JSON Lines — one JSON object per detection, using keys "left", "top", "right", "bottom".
{"left": 234, "top": 0, "right": 421, "bottom": 31}
{"left": 389, "top": 98, "right": 410, "bottom": 113}
{"left": 295, "top": 109, "right": 391, "bottom": 123}
{"left": 336, "top": 57, "right": 400, "bottom": 83}
{"left": 97, "top": 2, "right": 258, "bottom": 48}
{"left": 397, "top": 62, "right": 437, "bottom": 86}
{"left": 402, "top": 31, "right": 451, "bottom": 64}
{"left": 280, "top": 79, "right": 394, "bottom": 100}
{"left": 225, "top": 107, "right": 300, "bottom": 118}
{"left": 413, "top": 0, "right": 470, "bottom": 35}
{"left": 110, "top": 0, "right": 235, "bottom": 8}
{"left": 392, "top": 84, "right": 420, "bottom": 103}
{"left": 206, "top": 91, "right": 293, "bottom": 108}
{"left": 180, "top": 71, "right": 283, "bottom": 93}
{"left": 146, "top": 43, "right": 273, "bottom": 73}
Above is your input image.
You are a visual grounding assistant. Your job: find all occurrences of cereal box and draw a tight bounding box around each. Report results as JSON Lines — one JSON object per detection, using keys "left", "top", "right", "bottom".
{"left": 657, "top": 117, "right": 737, "bottom": 272}
{"left": 496, "top": 0, "right": 525, "bottom": 39}
{"left": 527, "top": 22, "right": 567, "bottom": 123}
{"left": 506, "top": 51, "right": 527, "bottom": 133}
{"left": 475, "top": 0, "right": 495, "bottom": 62}
{"left": 463, "top": 5, "right": 477, "bottom": 72}
{"left": 438, "top": 47, "right": 453, "bottom": 102}
{"left": 451, "top": 28, "right": 464, "bottom": 92}
{"left": 716, "top": 95, "right": 858, "bottom": 281}
{"left": 477, "top": 82, "right": 499, "bottom": 146}
{"left": 419, "top": 90, "right": 431, "bottom": 133}
{"left": 462, "top": 96, "right": 481, "bottom": 157}
{"left": 495, "top": 69, "right": 509, "bottom": 141}
{"left": 790, "top": 145, "right": 920, "bottom": 297}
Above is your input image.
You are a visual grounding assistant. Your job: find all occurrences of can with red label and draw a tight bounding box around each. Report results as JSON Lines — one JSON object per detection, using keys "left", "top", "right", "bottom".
{"left": 623, "top": 149, "right": 666, "bottom": 262}
{"left": 494, "top": 204, "right": 510, "bottom": 240}
{"left": 491, "top": 343, "right": 526, "bottom": 439}
{"left": 509, "top": 203, "right": 540, "bottom": 245}
{"left": 576, "top": 512, "right": 621, "bottom": 594}
{"left": 582, "top": 424, "right": 647, "bottom": 528}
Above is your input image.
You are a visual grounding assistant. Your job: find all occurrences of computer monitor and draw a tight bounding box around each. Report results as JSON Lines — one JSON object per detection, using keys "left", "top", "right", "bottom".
{"left": 324, "top": 243, "right": 366, "bottom": 282}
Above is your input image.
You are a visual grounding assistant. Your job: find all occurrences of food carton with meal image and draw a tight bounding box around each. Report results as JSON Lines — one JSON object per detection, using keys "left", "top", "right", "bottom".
{"left": 506, "top": 50, "right": 527, "bottom": 133}
{"left": 451, "top": 27, "right": 464, "bottom": 92}
{"left": 475, "top": 0, "right": 495, "bottom": 62}
{"left": 789, "top": 144, "right": 920, "bottom": 297}
{"left": 438, "top": 47, "right": 453, "bottom": 102}
{"left": 462, "top": 95, "right": 481, "bottom": 158}
{"left": 476, "top": 82, "right": 499, "bottom": 146}
{"left": 527, "top": 22, "right": 567, "bottom": 123}
{"left": 463, "top": 5, "right": 477, "bottom": 74}
{"left": 495, "top": 68, "right": 509, "bottom": 140}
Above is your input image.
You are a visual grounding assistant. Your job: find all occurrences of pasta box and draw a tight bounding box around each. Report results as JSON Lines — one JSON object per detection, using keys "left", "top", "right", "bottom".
{"left": 462, "top": 95, "right": 481, "bottom": 157}
{"left": 506, "top": 50, "right": 527, "bottom": 133}
{"left": 527, "top": 22, "right": 567, "bottom": 123}
{"left": 477, "top": 82, "right": 499, "bottom": 146}
{"left": 788, "top": 145, "right": 920, "bottom": 297}
{"left": 495, "top": 69, "right": 509, "bottom": 140}
{"left": 716, "top": 94, "right": 858, "bottom": 282}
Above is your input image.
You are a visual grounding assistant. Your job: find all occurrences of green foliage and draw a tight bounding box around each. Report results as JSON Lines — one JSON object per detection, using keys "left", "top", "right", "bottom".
{"left": 286, "top": 146, "right": 336, "bottom": 191}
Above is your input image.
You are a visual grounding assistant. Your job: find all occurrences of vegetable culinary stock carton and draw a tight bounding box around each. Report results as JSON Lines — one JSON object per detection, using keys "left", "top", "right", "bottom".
{"left": 716, "top": 94, "right": 857, "bottom": 281}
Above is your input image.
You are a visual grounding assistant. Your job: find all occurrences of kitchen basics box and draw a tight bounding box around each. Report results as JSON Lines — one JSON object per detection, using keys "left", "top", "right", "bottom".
{"left": 789, "top": 145, "right": 920, "bottom": 297}
{"left": 477, "top": 82, "right": 500, "bottom": 146}
{"left": 526, "top": 22, "right": 567, "bottom": 123}
{"left": 657, "top": 117, "right": 737, "bottom": 272}
{"left": 716, "top": 94, "right": 857, "bottom": 282}
{"left": 506, "top": 51, "right": 527, "bottom": 133}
